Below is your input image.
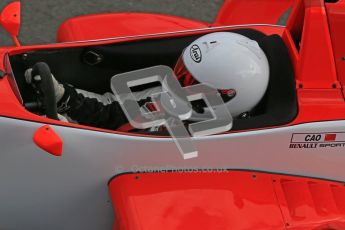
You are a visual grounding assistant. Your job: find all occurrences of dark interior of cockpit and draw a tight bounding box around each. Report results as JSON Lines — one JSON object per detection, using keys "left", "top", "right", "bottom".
{"left": 9, "top": 28, "right": 298, "bottom": 134}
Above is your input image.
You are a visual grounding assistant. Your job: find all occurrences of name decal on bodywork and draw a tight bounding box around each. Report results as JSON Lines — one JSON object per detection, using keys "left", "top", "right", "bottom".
{"left": 289, "top": 133, "right": 345, "bottom": 149}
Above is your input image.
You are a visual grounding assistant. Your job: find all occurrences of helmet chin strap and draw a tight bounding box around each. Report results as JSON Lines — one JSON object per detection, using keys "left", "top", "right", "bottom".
{"left": 219, "top": 89, "right": 236, "bottom": 103}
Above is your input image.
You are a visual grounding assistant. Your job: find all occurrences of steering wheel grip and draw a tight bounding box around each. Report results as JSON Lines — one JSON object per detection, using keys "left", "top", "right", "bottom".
{"left": 31, "top": 62, "right": 59, "bottom": 120}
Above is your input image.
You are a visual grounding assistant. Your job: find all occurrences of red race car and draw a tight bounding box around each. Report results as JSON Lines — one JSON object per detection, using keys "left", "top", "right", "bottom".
{"left": 1, "top": 0, "right": 345, "bottom": 229}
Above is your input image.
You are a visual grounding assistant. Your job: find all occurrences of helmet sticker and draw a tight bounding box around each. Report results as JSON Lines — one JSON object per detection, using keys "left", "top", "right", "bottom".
{"left": 190, "top": 44, "right": 202, "bottom": 63}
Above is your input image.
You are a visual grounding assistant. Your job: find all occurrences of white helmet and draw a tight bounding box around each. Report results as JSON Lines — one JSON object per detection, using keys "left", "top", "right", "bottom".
{"left": 175, "top": 32, "right": 269, "bottom": 118}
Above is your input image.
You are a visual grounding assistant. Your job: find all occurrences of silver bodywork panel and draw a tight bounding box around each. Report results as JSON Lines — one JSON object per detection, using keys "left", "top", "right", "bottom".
{"left": 1, "top": 116, "right": 345, "bottom": 229}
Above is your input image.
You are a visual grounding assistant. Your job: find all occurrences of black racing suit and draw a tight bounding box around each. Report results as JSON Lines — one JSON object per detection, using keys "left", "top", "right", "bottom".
{"left": 57, "top": 84, "right": 164, "bottom": 130}
{"left": 57, "top": 84, "right": 129, "bottom": 130}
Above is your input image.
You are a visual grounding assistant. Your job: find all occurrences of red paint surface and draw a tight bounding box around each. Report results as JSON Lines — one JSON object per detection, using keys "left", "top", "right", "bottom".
{"left": 109, "top": 171, "right": 345, "bottom": 230}
{"left": 57, "top": 13, "right": 208, "bottom": 43}
{"left": 33, "top": 125, "right": 63, "bottom": 156}
{"left": 295, "top": 0, "right": 339, "bottom": 89}
{"left": 326, "top": 0, "right": 345, "bottom": 98}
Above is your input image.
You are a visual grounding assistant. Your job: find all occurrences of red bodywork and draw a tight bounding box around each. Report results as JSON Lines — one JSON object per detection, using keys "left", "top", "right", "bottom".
{"left": 326, "top": 0, "right": 345, "bottom": 97}
{"left": 109, "top": 171, "right": 345, "bottom": 230}
{"left": 1, "top": 0, "right": 345, "bottom": 229}
{"left": 57, "top": 13, "right": 208, "bottom": 43}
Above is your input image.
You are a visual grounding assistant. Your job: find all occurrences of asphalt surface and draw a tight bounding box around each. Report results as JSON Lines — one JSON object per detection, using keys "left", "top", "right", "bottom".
{"left": 0, "top": 0, "right": 222, "bottom": 46}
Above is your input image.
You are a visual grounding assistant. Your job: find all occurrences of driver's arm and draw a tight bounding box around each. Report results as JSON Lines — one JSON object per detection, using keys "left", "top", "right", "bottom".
{"left": 25, "top": 67, "right": 130, "bottom": 130}
{"left": 58, "top": 84, "right": 129, "bottom": 130}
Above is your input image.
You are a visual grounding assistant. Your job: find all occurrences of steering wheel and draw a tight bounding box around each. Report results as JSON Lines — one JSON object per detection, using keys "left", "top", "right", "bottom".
{"left": 25, "top": 62, "right": 59, "bottom": 120}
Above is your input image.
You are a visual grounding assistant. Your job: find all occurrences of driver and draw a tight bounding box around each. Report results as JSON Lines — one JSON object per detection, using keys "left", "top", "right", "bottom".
{"left": 25, "top": 32, "right": 269, "bottom": 131}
